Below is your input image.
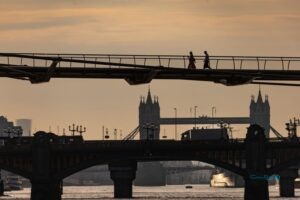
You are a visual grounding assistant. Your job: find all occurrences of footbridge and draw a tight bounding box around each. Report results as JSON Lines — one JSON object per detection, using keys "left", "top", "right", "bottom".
{"left": 0, "top": 53, "right": 300, "bottom": 86}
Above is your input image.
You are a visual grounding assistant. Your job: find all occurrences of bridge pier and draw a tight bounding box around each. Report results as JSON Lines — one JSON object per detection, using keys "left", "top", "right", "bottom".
{"left": 109, "top": 161, "right": 137, "bottom": 198}
{"left": 30, "top": 131, "right": 63, "bottom": 200}
{"left": 244, "top": 178, "right": 269, "bottom": 200}
{"left": 278, "top": 168, "right": 298, "bottom": 197}
{"left": 31, "top": 179, "right": 62, "bottom": 200}
{"left": 245, "top": 125, "right": 269, "bottom": 200}
{"left": 0, "top": 170, "right": 4, "bottom": 196}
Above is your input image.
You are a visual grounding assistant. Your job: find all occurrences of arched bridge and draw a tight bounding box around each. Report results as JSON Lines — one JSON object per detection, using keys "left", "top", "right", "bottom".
{"left": 0, "top": 125, "right": 299, "bottom": 200}
{"left": 0, "top": 53, "right": 300, "bottom": 86}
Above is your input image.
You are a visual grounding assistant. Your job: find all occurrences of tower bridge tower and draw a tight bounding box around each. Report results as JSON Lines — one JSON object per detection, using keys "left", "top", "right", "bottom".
{"left": 139, "top": 88, "right": 160, "bottom": 139}
{"left": 250, "top": 90, "right": 270, "bottom": 138}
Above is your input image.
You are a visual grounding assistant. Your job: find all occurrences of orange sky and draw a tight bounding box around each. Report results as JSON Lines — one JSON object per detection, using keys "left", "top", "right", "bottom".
{"left": 0, "top": 0, "right": 299, "bottom": 139}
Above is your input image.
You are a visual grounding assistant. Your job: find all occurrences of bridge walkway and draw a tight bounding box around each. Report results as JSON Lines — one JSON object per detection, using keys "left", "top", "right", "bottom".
{"left": 0, "top": 53, "right": 299, "bottom": 86}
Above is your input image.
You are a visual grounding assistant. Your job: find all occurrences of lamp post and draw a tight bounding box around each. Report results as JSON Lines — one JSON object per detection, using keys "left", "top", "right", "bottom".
{"left": 174, "top": 108, "right": 177, "bottom": 140}
{"left": 69, "top": 124, "right": 76, "bottom": 136}
{"left": 212, "top": 106, "right": 216, "bottom": 128}
{"left": 76, "top": 125, "right": 86, "bottom": 136}
{"left": 194, "top": 106, "right": 198, "bottom": 128}
{"left": 113, "top": 129, "right": 117, "bottom": 140}
{"left": 105, "top": 128, "right": 110, "bottom": 139}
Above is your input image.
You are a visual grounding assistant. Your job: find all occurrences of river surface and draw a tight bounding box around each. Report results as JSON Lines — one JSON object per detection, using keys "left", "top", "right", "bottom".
{"left": 1, "top": 185, "right": 300, "bottom": 199}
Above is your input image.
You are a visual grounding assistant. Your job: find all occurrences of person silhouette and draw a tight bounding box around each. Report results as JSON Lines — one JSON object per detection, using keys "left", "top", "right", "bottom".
{"left": 203, "top": 51, "right": 211, "bottom": 69}
{"left": 188, "top": 51, "right": 196, "bottom": 69}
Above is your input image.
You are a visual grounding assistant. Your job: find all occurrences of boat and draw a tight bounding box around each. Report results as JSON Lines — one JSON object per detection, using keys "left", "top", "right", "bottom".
{"left": 210, "top": 172, "right": 235, "bottom": 187}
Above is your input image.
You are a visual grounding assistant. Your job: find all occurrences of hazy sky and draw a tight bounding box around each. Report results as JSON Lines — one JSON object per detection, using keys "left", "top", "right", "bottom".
{"left": 0, "top": 0, "right": 299, "bottom": 139}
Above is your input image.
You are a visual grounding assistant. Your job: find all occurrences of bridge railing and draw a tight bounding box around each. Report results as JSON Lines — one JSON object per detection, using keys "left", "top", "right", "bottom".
{"left": 0, "top": 53, "right": 300, "bottom": 71}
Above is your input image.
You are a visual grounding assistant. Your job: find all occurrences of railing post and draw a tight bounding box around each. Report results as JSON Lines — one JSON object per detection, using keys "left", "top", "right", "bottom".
{"left": 158, "top": 56, "right": 161, "bottom": 66}
{"left": 239, "top": 60, "right": 243, "bottom": 70}
{"left": 232, "top": 57, "right": 236, "bottom": 70}
{"left": 215, "top": 60, "right": 219, "bottom": 69}
{"left": 281, "top": 58, "right": 284, "bottom": 70}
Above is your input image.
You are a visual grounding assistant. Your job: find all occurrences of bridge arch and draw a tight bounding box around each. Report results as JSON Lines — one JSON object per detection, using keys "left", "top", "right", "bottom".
{"left": 0, "top": 165, "right": 31, "bottom": 179}
{"left": 267, "top": 159, "right": 300, "bottom": 176}
{"left": 57, "top": 156, "right": 247, "bottom": 180}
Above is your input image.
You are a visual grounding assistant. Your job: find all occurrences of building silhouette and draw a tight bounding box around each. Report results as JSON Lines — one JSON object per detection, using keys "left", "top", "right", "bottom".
{"left": 139, "top": 88, "right": 160, "bottom": 139}
{"left": 0, "top": 116, "right": 22, "bottom": 137}
{"left": 16, "top": 119, "right": 32, "bottom": 137}
{"left": 249, "top": 90, "right": 270, "bottom": 138}
{"left": 139, "top": 89, "right": 270, "bottom": 139}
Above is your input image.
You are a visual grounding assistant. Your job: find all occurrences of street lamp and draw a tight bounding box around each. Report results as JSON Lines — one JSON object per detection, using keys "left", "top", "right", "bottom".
{"left": 212, "top": 106, "right": 216, "bottom": 128}
{"left": 194, "top": 106, "right": 198, "bottom": 128}
{"left": 69, "top": 124, "right": 76, "bottom": 136}
{"left": 174, "top": 108, "right": 177, "bottom": 140}
{"left": 105, "top": 128, "right": 110, "bottom": 139}
{"left": 76, "top": 125, "right": 86, "bottom": 136}
{"left": 113, "top": 129, "right": 117, "bottom": 140}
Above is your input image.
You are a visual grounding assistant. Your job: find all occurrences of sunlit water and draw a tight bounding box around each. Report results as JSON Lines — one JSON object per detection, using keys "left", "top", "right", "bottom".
{"left": 1, "top": 185, "right": 300, "bottom": 199}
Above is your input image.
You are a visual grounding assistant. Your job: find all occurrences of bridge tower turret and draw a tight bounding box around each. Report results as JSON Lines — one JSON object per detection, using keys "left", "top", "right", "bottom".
{"left": 139, "top": 88, "right": 160, "bottom": 139}
{"left": 250, "top": 90, "right": 270, "bottom": 138}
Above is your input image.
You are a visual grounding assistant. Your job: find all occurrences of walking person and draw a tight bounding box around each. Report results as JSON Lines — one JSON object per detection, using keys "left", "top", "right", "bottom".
{"left": 203, "top": 51, "right": 211, "bottom": 69}
{"left": 188, "top": 51, "right": 196, "bottom": 69}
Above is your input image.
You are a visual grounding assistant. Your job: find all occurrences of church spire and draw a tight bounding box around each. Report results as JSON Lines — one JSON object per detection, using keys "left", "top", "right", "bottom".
{"left": 146, "top": 86, "right": 152, "bottom": 104}
{"left": 257, "top": 88, "right": 263, "bottom": 104}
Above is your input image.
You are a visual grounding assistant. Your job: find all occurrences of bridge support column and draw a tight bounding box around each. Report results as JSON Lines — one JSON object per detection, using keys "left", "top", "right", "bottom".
{"left": 245, "top": 125, "right": 269, "bottom": 200}
{"left": 31, "top": 179, "right": 62, "bottom": 200}
{"left": 278, "top": 168, "right": 298, "bottom": 197}
{"left": 109, "top": 161, "right": 137, "bottom": 198}
{"left": 0, "top": 170, "right": 4, "bottom": 196}
{"left": 244, "top": 178, "right": 269, "bottom": 200}
{"left": 31, "top": 132, "right": 63, "bottom": 200}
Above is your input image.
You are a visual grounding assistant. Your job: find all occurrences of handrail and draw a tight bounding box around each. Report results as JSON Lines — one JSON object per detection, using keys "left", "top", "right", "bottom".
{"left": 0, "top": 53, "right": 299, "bottom": 71}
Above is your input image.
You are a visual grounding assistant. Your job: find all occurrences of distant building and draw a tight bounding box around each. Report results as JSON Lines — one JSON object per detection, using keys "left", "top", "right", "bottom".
{"left": 0, "top": 116, "right": 22, "bottom": 137}
{"left": 250, "top": 90, "right": 270, "bottom": 138}
{"left": 16, "top": 119, "right": 32, "bottom": 136}
{"left": 139, "top": 88, "right": 160, "bottom": 139}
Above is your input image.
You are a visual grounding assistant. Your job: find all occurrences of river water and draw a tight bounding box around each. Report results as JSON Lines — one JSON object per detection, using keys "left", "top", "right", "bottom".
{"left": 1, "top": 185, "right": 300, "bottom": 199}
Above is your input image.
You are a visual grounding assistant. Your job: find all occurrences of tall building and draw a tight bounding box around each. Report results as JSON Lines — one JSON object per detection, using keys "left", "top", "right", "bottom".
{"left": 249, "top": 90, "right": 270, "bottom": 138}
{"left": 0, "top": 116, "right": 22, "bottom": 137}
{"left": 139, "top": 88, "right": 160, "bottom": 139}
{"left": 16, "top": 119, "right": 32, "bottom": 136}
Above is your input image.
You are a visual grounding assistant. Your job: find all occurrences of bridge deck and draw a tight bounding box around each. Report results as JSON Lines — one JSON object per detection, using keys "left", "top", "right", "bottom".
{"left": 0, "top": 53, "right": 299, "bottom": 86}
